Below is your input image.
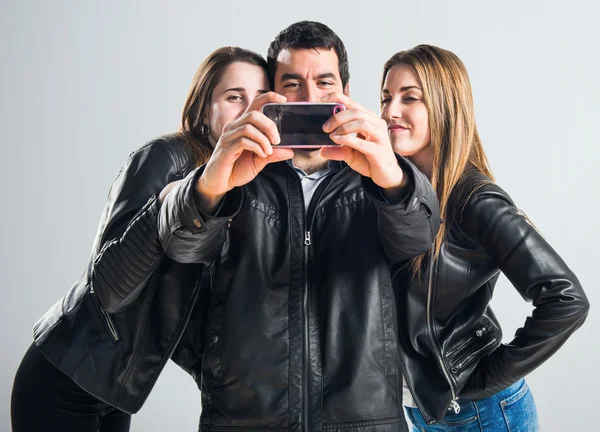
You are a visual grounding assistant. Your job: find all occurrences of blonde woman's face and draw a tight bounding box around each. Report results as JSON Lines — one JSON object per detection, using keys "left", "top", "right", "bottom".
{"left": 207, "top": 61, "right": 270, "bottom": 146}
{"left": 380, "top": 64, "right": 430, "bottom": 158}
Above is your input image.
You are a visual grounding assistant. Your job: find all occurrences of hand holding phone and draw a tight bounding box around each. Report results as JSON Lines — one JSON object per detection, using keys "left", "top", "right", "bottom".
{"left": 195, "top": 92, "right": 294, "bottom": 213}
{"left": 261, "top": 102, "right": 346, "bottom": 148}
{"left": 319, "top": 92, "right": 407, "bottom": 193}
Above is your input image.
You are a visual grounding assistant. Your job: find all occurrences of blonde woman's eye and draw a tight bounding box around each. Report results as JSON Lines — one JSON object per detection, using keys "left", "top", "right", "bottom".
{"left": 404, "top": 96, "right": 418, "bottom": 103}
{"left": 380, "top": 98, "right": 391, "bottom": 105}
{"left": 228, "top": 95, "right": 243, "bottom": 101}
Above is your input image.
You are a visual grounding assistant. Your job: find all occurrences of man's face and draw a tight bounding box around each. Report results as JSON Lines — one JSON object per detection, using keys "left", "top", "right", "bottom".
{"left": 273, "top": 48, "right": 348, "bottom": 102}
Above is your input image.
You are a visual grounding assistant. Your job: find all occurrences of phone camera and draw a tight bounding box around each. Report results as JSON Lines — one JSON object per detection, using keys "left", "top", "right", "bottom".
{"left": 333, "top": 105, "right": 343, "bottom": 115}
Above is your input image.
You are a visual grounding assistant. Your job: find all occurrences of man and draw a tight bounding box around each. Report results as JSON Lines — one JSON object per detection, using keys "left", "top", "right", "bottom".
{"left": 159, "top": 21, "right": 440, "bottom": 432}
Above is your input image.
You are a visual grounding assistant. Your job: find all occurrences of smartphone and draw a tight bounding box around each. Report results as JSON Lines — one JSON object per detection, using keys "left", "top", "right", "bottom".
{"left": 262, "top": 102, "right": 346, "bottom": 148}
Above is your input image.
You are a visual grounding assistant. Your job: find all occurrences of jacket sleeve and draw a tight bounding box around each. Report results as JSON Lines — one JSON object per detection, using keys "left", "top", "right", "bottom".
{"left": 158, "top": 165, "right": 243, "bottom": 264}
{"left": 90, "top": 139, "right": 189, "bottom": 313}
{"left": 362, "top": 155, "right": 440, "bottom": 264}
{"left": 459, "top": 185, "right": 589, "bottom": 399}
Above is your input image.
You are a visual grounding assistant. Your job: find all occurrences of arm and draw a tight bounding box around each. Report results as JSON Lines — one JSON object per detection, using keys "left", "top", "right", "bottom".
{"left": 158, "top": 92, "right": 293, "bottom": 264}
{"left": 460, "top": 185, "right": 589, "bottom": 399}
{"left": 318, "top": 92, "right": 440, "bottom": 264}
{"left": 362, "top": 154, "right": 440, "bottom": 264}
{"left": 91, "top": 138, "right": 190, "bottom": 313}
{"left": 157, "top": 165, "right": 243, "bottom": 264}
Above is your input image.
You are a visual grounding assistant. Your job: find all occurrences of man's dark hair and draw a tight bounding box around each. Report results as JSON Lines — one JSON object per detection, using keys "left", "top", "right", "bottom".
{"left": 267, "top": 21, "right": 350, "bottom": 88}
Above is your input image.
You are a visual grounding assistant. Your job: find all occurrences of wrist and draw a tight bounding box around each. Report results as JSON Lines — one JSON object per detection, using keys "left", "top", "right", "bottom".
{"left": 382, "top": 168, "right": 408, "bottom": 201}
{"left": 196, "top": 177, "right": 225, "bottom": 214}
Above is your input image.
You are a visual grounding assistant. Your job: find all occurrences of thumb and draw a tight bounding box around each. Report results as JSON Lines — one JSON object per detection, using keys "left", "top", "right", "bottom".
{"left": 320, "top": 146, "right": 353, "bottom": 163}
{"left": 254, "top": 148, "right": 294, "bottom": 171}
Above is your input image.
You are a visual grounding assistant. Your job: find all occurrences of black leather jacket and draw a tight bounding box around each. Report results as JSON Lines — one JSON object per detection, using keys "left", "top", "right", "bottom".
{"left": 158, "top": 157, "right": 440, "bottom": 432}
{"left": 394, "top": 167, "right": 589, "bottom": 424}
{"left": 32, "top": 134, "right": 210, "bottom": 414}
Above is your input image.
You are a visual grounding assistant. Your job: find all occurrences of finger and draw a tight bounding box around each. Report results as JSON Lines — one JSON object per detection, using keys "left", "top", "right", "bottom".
{"left": 322, "top": 106, "right": 378, "bottom": 136}
{"left": 254, "top": 148, "right": 294, "bottom": 171}
{"left": 323, "top": 111, "right": 378, "bottom": 135}
{"left": 224, "top": 136, "right": 270, "bottom": 159}
{"left": 320, "top": 147, "right": 370, "bottom": 178}
{"left": 266, "top": 149, "right": 294, "bottom": 166}
{"left": 226, "top": 118, "right": 276, "bottom": 155}
{"left": 322, "top": 108, "right": 358, "bottom": 133}
{"left": 328, "top": 133, "right": 375, "bottom": 156}
{"left": 319, "top": 145, "right": 354, "bottom": 163}
{"left": 320, "top": 92, "right": 365, "bottom": 111}
{"left": 231, "top": 111, "right": 281, "bottom": 147}
{"left": 246, "top": 91, "right": 287, "bottom": 114}
{"left": 328, "top": 118, "right": 386, "bottom": 143}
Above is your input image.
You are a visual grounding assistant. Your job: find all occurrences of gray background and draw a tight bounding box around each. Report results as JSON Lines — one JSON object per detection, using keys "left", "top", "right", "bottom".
{"left": 1, "top": 1, "right": 598, "bottom": 430}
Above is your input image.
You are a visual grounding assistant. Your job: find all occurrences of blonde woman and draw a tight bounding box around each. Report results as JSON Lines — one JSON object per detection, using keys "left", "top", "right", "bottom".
{"left": 380, "top": 45, "right": 589, "bottom": 431}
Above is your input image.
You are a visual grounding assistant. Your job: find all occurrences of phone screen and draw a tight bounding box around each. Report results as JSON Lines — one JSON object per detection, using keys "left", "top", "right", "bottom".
{"left": 262, "top": 103, "right": 345, "bottom": 148}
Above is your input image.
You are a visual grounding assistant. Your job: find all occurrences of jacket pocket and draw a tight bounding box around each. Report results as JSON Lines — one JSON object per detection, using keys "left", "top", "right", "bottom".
{"left": 90, "top": 290, "right": 120, "bottom": 342}
{"left": 446, "top": 326, "right": 496, "bottom": 374}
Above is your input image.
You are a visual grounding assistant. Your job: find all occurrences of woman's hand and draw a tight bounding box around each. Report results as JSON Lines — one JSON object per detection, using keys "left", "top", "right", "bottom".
{"left": 196, "top": 92, "right": 294, "bottom": 212}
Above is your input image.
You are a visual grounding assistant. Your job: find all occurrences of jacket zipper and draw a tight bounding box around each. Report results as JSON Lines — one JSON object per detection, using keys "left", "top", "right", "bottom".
{"left": 450, "top": 335, "right": 496, "bottom": 374}
{"left": 444, "top": 325, "right": 487, "bottom": 362}
{"left": 90, "top": 288, "right": 120, "bottom": 342}
{"left": 303, "top": 230, "right": 310, "bottom": 432}
{"left": 445, "top": 332, "right": 479, "bottom": 360}
{"left": 297, "top": 165, "right": 347, "bottom": 432}
{"left": 425, "top": 251, "right": 460, "bottom": 417}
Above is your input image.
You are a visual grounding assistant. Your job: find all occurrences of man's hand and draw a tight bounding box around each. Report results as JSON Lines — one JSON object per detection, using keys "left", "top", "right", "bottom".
{"left": 196, "top": 92, "right": 294, "bottom": 213}
{"left": 320, "top": 93, "right": 408, "bottom": 200}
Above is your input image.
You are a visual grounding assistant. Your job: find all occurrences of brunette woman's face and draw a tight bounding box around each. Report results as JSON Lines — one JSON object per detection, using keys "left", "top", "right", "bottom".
{"left": 207, "top": 61, "right": 269, "bottom": 146}
{"left": 380, "top": 64, "right": 430, "bottom": 158}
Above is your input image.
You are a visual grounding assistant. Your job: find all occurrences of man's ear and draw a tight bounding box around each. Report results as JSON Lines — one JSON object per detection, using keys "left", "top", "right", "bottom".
{"left": 343, "top": 83, "right": 350, "bottom": 96}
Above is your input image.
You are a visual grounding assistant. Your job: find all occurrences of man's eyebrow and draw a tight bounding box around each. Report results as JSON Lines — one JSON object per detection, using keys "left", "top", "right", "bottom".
{"left": 381, "top": 85, "right": 422, "bottom": 94}
{"left": 280, "top": 73, "right": 303, "bottom": 82}
{"left": 279, "top": 72, "right": 338, "bottom": 82}
{"left": 315, "top": 72, "right": 337, "bottom": 81}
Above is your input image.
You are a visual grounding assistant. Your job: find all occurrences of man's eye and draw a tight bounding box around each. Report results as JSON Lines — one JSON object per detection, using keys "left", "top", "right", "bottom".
{"left": 284, "top": 82, "right": 300, "bottom": 89}
{"left": 318, "top": 81, "right": 333, "bottom": 86}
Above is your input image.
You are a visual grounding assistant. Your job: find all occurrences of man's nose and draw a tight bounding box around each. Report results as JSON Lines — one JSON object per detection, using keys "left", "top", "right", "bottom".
{"left": 299, "top": 85, "right": 319, "bottom": 102}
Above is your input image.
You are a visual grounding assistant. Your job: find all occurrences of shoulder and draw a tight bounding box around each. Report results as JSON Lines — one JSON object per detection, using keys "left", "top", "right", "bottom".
{"left": 466, "top": 182, "right": 513, "bottom": 208}
{"left": 449, "top": 169, "right": 516, "bottom": 239}
{"left": 126, "top": 133, "right": 196, "bottom": 173}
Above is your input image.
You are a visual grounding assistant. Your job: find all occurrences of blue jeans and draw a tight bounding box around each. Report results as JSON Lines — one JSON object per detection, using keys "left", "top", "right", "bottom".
{"left": 405, "top": 379, "right": 539, "bottom": 432}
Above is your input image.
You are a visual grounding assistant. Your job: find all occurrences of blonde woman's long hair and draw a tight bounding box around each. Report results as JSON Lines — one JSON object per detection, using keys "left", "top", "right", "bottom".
{"left": 381, "top": 45, "right": 494, "bottom": 272}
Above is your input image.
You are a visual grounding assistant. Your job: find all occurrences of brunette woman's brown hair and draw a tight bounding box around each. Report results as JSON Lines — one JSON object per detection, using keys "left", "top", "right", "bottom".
{"left": 180, "top": 46, "right": 267, "bottom": 165}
